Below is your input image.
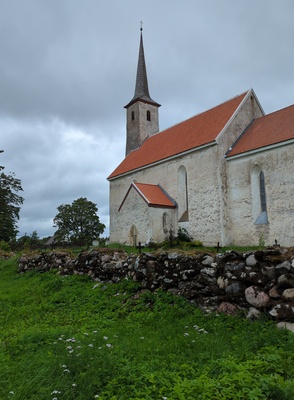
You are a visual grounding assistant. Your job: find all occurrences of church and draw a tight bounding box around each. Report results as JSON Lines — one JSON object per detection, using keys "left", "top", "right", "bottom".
{"left": 108, "top": 30, "right": 294, "bottom": 247}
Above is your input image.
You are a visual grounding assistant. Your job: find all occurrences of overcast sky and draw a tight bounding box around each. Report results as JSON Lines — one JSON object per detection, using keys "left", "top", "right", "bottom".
{"left": 1, "top": 0, "right": 294, "bottom": 239}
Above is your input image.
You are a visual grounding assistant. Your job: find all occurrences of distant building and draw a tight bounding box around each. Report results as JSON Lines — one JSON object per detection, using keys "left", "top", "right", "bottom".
{"left": 108, "top": 29, "right": 294, "bottom": 247}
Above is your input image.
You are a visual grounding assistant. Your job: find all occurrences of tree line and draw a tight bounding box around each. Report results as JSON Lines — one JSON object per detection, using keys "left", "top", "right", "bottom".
{"left": 0, "top": 151, "right": 105, "bottom": 249}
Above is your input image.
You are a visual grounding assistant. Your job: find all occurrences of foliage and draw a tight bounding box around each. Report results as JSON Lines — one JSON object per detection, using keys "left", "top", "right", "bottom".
{"left": 0, "top": 240, "right": 11, "bottom": 252}
{"left": 0, "top": 151, "right": 24, "bottom": 242}
{"left": 1, "top": 256, "right": 294, "bottom": 399}
{"left": 53, "top": 197, "right": 105, "bottom": 246}
{"left": 177, "top": 227, "right": 192, "bottom": 242}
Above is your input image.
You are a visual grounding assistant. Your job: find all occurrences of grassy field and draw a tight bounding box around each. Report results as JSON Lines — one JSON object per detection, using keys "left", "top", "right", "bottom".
{"left": 1, "top": 255, "right": 294, "bottom": 400}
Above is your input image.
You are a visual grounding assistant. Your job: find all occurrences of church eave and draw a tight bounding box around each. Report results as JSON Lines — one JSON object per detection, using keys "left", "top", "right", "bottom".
{"left": 226, "top": 138, "right": 294, "bottom": 161}
{"left": 124, "top": 97, "right": 161, "bottom": 109}
{"left": 108, "top": 141, "right": 216, "bottom": 181}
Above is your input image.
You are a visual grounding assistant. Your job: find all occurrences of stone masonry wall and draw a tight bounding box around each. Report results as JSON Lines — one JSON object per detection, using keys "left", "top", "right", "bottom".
{"left": 18, "top": 247, "right": 294, "bottom": 322}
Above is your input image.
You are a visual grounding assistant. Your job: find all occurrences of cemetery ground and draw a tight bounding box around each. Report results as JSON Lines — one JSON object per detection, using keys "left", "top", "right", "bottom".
{"left": 1, "top": 252, "right": 294, "bottom": 400}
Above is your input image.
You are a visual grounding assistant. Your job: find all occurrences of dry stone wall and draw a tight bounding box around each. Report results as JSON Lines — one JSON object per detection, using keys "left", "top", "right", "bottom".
{"left": 18, "top": 247, "right": 294, "bottom": 322}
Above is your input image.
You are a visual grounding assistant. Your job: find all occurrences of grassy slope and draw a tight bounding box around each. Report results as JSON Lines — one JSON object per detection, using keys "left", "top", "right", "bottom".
{"left": 1, "top": 256, "right": 294, "bottom": 400}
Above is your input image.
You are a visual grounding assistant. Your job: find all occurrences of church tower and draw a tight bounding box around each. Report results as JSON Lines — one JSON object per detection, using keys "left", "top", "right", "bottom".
{"left": 124, "top": 27, "right": 160, "bottom": 156}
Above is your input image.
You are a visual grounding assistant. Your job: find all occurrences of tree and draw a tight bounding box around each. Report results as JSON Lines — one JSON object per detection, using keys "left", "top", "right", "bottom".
{"left": 0, "top": 151, "right": 24, "bottom": 242}
{"left": 53, "top": 197, "right": 105, "bottom": 245}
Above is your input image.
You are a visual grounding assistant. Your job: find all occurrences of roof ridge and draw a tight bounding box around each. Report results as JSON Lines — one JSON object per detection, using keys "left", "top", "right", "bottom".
{"left": 152, "top": 90, "right": 250, "bottom": 137}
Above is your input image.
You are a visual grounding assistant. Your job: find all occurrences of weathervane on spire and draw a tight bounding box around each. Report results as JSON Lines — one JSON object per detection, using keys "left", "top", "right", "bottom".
{"left": 140, "top": 20, "right": 143, "bottom": 31}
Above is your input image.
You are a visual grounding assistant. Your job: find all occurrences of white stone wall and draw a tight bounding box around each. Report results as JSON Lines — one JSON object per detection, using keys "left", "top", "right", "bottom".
{"left": 226, "top": 144, "right": 294, "bottom": 247}
{"left": 109, "top": 90, "right": 267, "bottom": 246}
{"left": 110, "top": 183, "right": 176, "bottom": 245}
{"left": 109, "top": 144, "right": 222, "bottom": 245}
{"left": 215, "top": 91, "right": 264, "bottom": 245}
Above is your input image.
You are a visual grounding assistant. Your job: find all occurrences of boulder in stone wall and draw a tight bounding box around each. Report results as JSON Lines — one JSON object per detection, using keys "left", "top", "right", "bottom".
{"left": 181, "top": 269, "right": 198, "bottom": 279}
{"left": 269, "top": 303, "right": 294, "bottom": 320}
{"left": 269, "top": 286, "right": 282, "bottom": 299}
{"left": 102, "top": 263, "right": 116, "bottom": 273}
{"left": 245, "top": 286, "right": 270, "bottom": 308}
{"left": 202, "top": 255, "right": 214, "bottom": 266}
{"left": 200, "top": 267, "right": 217, "bottom": 277}
{"left": 277, "top": 274, "right": 294, "bottom": 288}
{"left": 246, "top": 254, "right": 258, "bottom": 267}
{"left": 217, "top": 302, "right": 237, "bottom": 315}
{"left": 219, "top": 251, "right": 243, "bottom": 265}
{"left": 277, "top": 321, "right": 294, "bottom": 333}
{"left": 101, "top": 254, "right": 112, "bottom": 263}
{"left": 146, "top": 260, "right": 156, "bottom": 273}
{"left": 167, "top": 252, "right": 179, "bottom": 260}
{"left": 225, "top": 282, "right": 245, "bottom": 295}
{"left": 247, "top": 307, "right": 261, "bottom": 320}
{"left": 196, "top": 273, "right": 217, "bottom": 286}
{"left": 276, "top": 261, "right": 291, "bottom": 275}
{"left": 217, "top": 276, "right": 228, "bottom": 290}
{"left": 224, "top": 262, "right": 245, "bottom": 272}
{"left": 282, "top": 288, "right": 294, "bottom": 300}
{"left": 261, "top": 266, "right": 276, "bottom": 279}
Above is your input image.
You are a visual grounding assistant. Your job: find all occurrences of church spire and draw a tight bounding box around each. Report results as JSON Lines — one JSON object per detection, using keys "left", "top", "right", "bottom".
{"left": 125, "top": 26, "right": 160, "bottom": 108}
{"left": 124, "top": 26, "right": 160, "bottom": 156}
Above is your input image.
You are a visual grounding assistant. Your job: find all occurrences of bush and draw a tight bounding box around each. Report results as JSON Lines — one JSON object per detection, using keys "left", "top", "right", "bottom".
{"left": 177, "top": 228, "right": 192, "bottom": 242}
{"left": 0, "top": 240, "right": 10, "bottom": 252}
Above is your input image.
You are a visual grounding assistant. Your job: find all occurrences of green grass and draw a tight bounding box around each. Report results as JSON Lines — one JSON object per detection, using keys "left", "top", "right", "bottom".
{"left": 1, "top": 256, "right": 294, "bottom": 399}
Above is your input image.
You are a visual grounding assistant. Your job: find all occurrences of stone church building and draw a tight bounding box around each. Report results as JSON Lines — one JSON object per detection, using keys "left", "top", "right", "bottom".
{"left": 108, "top": 30, "right": 294, "bottom": 247}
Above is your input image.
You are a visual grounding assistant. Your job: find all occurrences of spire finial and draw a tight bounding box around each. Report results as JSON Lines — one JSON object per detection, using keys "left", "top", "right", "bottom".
{"left": 140, "top": 20, "right": 143, "bottom": 32}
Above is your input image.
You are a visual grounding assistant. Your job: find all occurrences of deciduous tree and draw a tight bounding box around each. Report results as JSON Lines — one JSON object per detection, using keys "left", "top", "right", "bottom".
{"left": 53, "top": 197, "right": 105, "bottom": 245}
{"left": 0, "top": 151, "right": 24, "bottom": 242}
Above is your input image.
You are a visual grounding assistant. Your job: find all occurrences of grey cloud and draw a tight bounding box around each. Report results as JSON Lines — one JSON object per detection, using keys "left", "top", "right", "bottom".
{"left": 1, "top": 0, "right": 294, "bottom": 238}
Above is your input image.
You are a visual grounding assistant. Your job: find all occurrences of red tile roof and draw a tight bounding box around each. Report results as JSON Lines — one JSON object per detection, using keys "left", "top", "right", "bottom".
{"left": 227, "top": 104, "right": 294, "bottom": 157}
{"left": 119, "top": 182, "right": 176, "bottom": 210}
{"left": 109, "top": 91, "right": 248, "bottom": 179}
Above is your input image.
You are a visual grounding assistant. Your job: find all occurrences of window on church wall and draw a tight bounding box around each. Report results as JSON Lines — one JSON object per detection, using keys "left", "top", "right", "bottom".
{"left": 146, "top": 110, "right": 151, "bottom": 121}
{"left": 129, "top": 224, "right": 138, "bottom": 246}
{"left": 251, "top": 166, "right": 268, "bottom": 225}
{"left": 177, "top": 166, "right": 189, "bottom": 222}
{"left": 131, "top": 111, "right": 135, "bottom": 121}
{"left": 259, "top": 171, "right": 267, "bottom": 212}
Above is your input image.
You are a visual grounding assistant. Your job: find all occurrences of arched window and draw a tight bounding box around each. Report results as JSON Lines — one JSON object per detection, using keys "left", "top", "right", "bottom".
{"left": 259, "top": 171, "right": 267, "bottom": 212}
{"left": 129, "top": 225, "right": 138, "bottom": 246}
{"left": 251, "top": 166, "right": 268, "bottom": 224}
{"left": 146, "top": 110, "right": 151, "bottom": 121}
{"left": 177, "top": 166, "right": 189, "bottom": 221}
{"left": 131, "top": 111, "right": 135, "bottom": 121}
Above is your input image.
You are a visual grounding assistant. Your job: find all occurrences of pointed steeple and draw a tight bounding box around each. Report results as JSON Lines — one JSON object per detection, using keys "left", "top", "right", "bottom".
{"left": 125, "top": 28, "right": 160, "bottom": 108}
{"left": 124, "top": 26, "right": 160, "bottom": 156}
